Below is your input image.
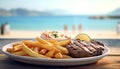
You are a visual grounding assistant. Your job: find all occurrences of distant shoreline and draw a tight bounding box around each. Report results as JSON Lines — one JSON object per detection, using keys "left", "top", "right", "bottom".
{"left": 90, "top": 15, "right": 120, "bottom": 19}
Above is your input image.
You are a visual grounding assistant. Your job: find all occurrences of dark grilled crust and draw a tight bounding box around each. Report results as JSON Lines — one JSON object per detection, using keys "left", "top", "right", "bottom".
{"left": 66, "top": 39, "right": 105, "bottom": 58}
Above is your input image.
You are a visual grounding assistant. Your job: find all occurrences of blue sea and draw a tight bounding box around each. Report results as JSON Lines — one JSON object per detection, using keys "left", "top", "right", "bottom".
{"left": 0, "top": 16, "right": 119, "bottom": 31}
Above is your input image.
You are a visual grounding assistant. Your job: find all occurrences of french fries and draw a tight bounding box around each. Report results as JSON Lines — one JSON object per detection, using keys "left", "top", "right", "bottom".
{"left": 39, "top": 49, "right": 47, "bottom": 55}
{"left": 54, "top": 52, "right": 63, "bottom": 58}
{"left": 35, "top": 42, "right": 55, "bottom": 50}
{"left": 45, "top": 50, "right": 55, "bottom": 57}
{"left": 47, "top": 39, "right": 69, "bottom": 54}
{"left": 13, "top": 44, "right": 22, "bottom": 52}
{"left": 6, "top": 37, "right": 72, "bottom": 59}
{"left": 59, "top": 38, "right": 71, "bottom": 46}
{"left": 33, "top": 47, "right": 39, "bottom": 53}
{"left": 22, "top": 42, "right": 49, "bottom": 58}
{"left": 23, "top": 40, "right": 55, "bottom": 50}
{"left": 12, "top": 51, "right": 26, "bottom": 56}
{"left": 55, "top": 46, "right": 68, "bottom": 54}
{"left": 22, "top": 40, "right": 36, "bottom": 47}
{"left": 36, "top": 37, "right": 52, "bottom": 46}
{"left": 47, "top": 40, "right": 60, "bottom": 46}
{"left": 7, "top": 48, "right": 13, "bottom": 53}
{"left": 62, "top": 55, "right": 72, "bottom": 59}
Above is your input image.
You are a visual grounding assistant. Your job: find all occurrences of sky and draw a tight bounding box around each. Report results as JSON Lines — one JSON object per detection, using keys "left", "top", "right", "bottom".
{"left": 0, "top": 0, "right": 120, "bottom": 15}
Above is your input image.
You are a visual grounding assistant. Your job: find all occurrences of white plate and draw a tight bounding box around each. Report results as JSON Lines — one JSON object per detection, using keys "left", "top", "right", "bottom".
{"left": 1, "top": 42, "right": 110, "bottom": 66}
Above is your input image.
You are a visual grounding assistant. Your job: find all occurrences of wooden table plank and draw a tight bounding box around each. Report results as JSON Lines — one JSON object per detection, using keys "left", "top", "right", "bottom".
{"left": 0, "top": 54, "right": 120, "bottom": 69}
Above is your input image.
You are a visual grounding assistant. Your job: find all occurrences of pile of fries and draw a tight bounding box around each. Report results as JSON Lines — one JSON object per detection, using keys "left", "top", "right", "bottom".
{"left": 7, "top": 37, "right": 72, "bottom": 59}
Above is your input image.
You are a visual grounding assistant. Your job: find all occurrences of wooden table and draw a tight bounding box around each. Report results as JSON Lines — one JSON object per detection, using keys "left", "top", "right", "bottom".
{"left": 0, "top": 39, "right": 120, "bottom": 69}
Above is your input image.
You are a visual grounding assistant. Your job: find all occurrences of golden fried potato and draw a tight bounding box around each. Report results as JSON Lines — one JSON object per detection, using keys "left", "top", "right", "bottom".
{"left": 22, "top": 40, "right": 36, "bottom": 47}
{"left": 7, "top": 48, "right": 13, "bottom": 53}
{"left": 62, "top": 55, "right": 72, "bottom": 59}
{"left": 35, "top": 42, "right": 55, "bottom": 50}
{"left": 13, "top": 45, "right": 22, "bottom": 52}
{"left": 22, "top": 40, "right": 55, "bottom": 51}
{"left": 39, "top": 49, "right": 48, "bottom": 55}
{"left": 12, "top": 51, "right": 26, "bottom": 56}
{"left": 55, "top": 46, "right": 68, "bottom": 54}
{"left": 36, "top": 37, "right": 52, "bottom": 46}
{"left": 47, "top": 40, "right": 60, "bottom": 46}
{"left": 22, "top": 42, "right": 49, "bottom": 58}
{"left": 45, "top": 50, "right": 55, "bottom": 57}
{"left": 33, "top": 47, "right": 39, "bottom": 53}
{"left": 54, "top": 52, "right": 63, "bottom": 58}
{"left": 59, "top": 39, "right": 71, "bottom": 46}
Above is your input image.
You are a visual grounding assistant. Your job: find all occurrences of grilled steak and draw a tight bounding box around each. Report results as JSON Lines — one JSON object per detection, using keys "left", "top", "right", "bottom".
{"left": 66, "top": 39, "right": 105, "bottom": 58}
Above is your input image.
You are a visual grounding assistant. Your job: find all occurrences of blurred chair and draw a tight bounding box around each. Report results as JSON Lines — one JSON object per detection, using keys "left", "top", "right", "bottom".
{"left": 78, "top": 24, "right": 82, "bottom": 33}
{"left": 117, "top": 22, "right": 120, "bottom": 35}
{"left": 64, "top": 24, "right": 68, "bottom": 33}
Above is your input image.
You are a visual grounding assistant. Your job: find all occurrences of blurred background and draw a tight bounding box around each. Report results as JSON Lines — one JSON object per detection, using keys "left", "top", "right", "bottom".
{"left": 0, "top": 0, "right": 120, "bottom": 38}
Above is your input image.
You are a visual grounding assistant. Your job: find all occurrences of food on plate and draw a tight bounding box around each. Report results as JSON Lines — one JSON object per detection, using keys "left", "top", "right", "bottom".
{"left": 75, "top": 33, "right": 91, "bottom": 42}
{"left": 6, "top": 33, "right": 106, "bottom": 59}
{"left": 47, "top": 38, "right": 71, "bottom": 46}
{"left": 58, "top": 38, "right": 71, "bottom": 46}
{"left": 54, "top": 52, "right": 63, "bottom": 58}
{"left": 62, "top": 55, "right": 72, "bottom": 59}
{"left": 46, "top": 39, "right": 71, "bottom": 54}
{"left": 12, "top": 51, "right": 26, "bottom": 56}
{"left": 22, "top": 42, "right": 49, "bottom": 58}
{"left": 36, "top": 37, "right": 52, "bottom": 46}
{"left": 40, "top": 31, "right": 70, "bottom": 41}
{"left": 65, "top": 33, "right": 105, "bottom": 58}
{"left": 55, "top": 45, "right": 68, "bottom": 54}
{"left": 66, "top": 39, "right": 105, "bottom": 58}
{"left": 7, "top": 37, "right": 70, "bottom": 59}
{"left": 39, "top": 49, "right": 47, "bottom": 55}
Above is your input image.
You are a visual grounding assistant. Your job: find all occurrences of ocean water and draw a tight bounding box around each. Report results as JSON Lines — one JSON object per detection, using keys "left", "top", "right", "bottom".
{"left": 0, "top": 16, "right": 119, "bottom": 31}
